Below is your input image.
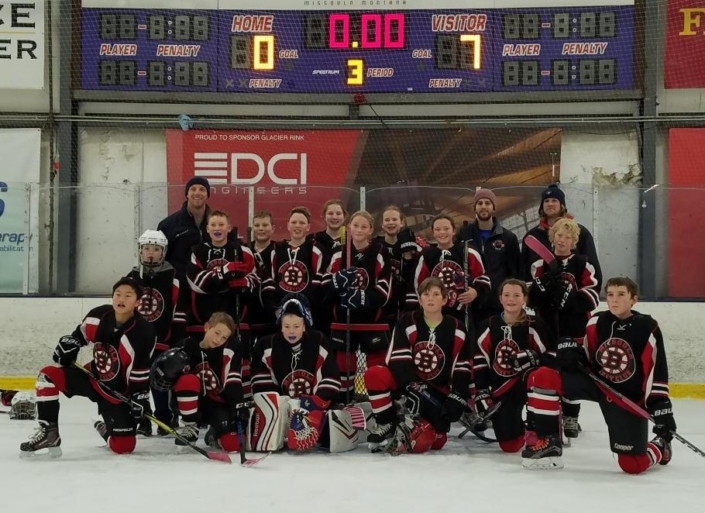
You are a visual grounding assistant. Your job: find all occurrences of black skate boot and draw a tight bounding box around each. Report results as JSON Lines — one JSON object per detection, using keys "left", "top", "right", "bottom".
{"left": 522, "top": 434, "right": 563, "bottom": 470}
{"left": 136, "top": 418, "right": 152, "bottom": 437}
{"left": 175, "top": 423, "right": 199, "bottom": 446}
{"left": 367, "top": 420, "right": 397, "bottom": 452}
{"left": 651, "top": 436, "right": 672, "bottom": 465}
{"left": 94, "top": 421, "right": 109, "bottom": 443}
{"left": 20, "top": 421, "right": 62, "bottom": 458}
{"left": 563, "top": 416, "right": 581, "bottom": 440}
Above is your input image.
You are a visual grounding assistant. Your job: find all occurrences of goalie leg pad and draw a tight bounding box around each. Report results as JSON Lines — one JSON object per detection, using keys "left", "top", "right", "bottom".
{"left": 248, "top": 392, "right": 289, "bottom": 452}
{"left": 320, "top": 409, "right": 359, "bottom": 453}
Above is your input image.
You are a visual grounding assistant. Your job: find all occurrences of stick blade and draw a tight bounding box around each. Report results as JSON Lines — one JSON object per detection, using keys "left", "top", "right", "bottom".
{"left": 241, "top": 452, "right": 271, "bottom": 467}
{"left": 206, "top": 450, "right": 233, "bottom": 464}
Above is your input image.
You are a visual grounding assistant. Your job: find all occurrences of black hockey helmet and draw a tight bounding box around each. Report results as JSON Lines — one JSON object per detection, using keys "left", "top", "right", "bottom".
{"left": 150, "top": 347, "right": 191, "bottom": 392}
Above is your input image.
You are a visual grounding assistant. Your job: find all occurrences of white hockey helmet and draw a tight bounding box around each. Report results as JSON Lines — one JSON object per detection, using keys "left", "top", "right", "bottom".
{"left": 138, "top": 229, "right": 168, "bottom": 267}
{"left": 10, "top": 392, "right": 36, "bottom": 420}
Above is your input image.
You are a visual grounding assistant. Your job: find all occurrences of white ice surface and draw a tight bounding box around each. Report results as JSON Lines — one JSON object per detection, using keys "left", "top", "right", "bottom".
{"left": 1, "top": 398, "right": 704, "bottom": 513}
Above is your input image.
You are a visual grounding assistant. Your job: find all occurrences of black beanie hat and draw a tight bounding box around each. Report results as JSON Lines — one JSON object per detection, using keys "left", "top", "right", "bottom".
{"left": 185, "top": 176, "right": 211, "bottom": 198}
{"left": 539, "top": 184, "right": 565, "bottom": 215}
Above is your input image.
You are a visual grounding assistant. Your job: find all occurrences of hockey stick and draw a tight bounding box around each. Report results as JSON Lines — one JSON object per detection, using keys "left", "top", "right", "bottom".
{"left": 579, "top": 366, "right": 705, "bottom": 459}
{"left": 524, "top": 235, "right": 555, "bottom": 265}
{"left": 73, "top": 363, "right": 232, "bottom": 463}
{"left": 341, "top": 225, "right": 353, "bottom": 405}
{"left": 463, "top": 239, "right": 470, "bottom": 333}
{"left": 457, "top": 402, "right": 501, "bottom": 442}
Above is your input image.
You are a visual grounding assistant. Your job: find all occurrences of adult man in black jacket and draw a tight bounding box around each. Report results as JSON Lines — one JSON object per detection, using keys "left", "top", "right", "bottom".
{"left": 458, "top": 188, "right": 521, "bottom": 325}
{"left": 157, "top": 177, "right": 213, "bottom": 276}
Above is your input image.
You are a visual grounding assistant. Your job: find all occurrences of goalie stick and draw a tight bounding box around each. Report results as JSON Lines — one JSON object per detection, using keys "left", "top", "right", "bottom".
{"left": 72, "top": 363, "right": 234, "bottom": 464}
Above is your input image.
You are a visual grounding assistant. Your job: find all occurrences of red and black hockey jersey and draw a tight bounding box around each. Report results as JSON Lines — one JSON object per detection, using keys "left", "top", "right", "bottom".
{"left": 247, "top": 241, "right": 277, "bottom": 329}
{"left": 374, "top": 236, "right": 418, "bottom": 322}
{"left": 127, "top": 263, "right": 187, "bottom": 351}
{"left": 528, "top": 253, "right": 599, "bottom": 338}
{"left": 322, "top": 241, "right": 392, "bottom": 324}
{"left": 250, "top": 330, "right": 340, "bottom": 403}
{"left": 409, "top": 243, "right": 491, "bottom": 316}
{"left": 473, "top": 314, "right": 555, "bottom": 397}
{"left": 71, "top": 305, "right": 156, "bottom": 403}
{"left": 261, "top": 240, "right": 324, "bottom": 309}
{"left": 583, "top": 310, "right": 670, "bottom": 407}
{"left": 312, "top": 230, "right": 342, "bottom": 271}
{"left": 187, "top": 241, "right": 258, "bottom": 326}
{"left": 178, "top": 335, "right": 244, "bottom": 407}
{"left": 386, "top": 311, "right": 471, "bottom": 396}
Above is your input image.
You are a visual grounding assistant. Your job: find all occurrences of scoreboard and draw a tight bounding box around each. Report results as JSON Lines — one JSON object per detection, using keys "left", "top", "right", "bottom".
{"left": 80, "top": 0, "right": 635, "bottom": 94}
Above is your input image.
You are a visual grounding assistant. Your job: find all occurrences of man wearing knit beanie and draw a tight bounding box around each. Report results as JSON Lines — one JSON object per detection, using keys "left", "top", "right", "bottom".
{"left": 157, "top": 176, "right": 218, "bottom": 276}
{"left": 458, "top": 188, "right": 521, "bottom": 324}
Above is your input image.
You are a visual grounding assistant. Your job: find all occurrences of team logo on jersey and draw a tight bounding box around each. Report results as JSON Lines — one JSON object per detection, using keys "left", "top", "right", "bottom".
{"left": 137, "top": 286, "right": 165, "bottom": 322}
{"left": 278, "top": 261, "right": 309, "bottom": 293}
{"left": 282, "top": 369, "right": 314, "bottom": 398}
{"left": 596, "top": 338, "right": 636, "bottom": 383}
{"left": 493, "top": 240, "right": 505, "bottom": 251}
{"left": 193, "top": 362, "right": 221, "bottom": 393}
{"left": 493, "top": 338, "right": 520, "bottom": 377}
{"left": 207, "top": 257, "right": 229, "bottom": 273}
{"left": 93, "top": 343, "right": 120, "bottom": 381}
{"left": 431, "top": 260, "right": 463, "bottom": 308}
{"left": 413, "top": 341, "right": 445, "bottom": 380}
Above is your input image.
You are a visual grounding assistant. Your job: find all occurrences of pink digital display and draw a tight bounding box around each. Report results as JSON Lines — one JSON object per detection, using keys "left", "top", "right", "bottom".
{"left": 327, "top": 13, "right": 405, "bottom": 50}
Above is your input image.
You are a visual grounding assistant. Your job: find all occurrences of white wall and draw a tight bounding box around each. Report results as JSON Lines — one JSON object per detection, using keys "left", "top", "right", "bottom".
{"left": 0, "top": 298, "right": 703, "bottom": 383}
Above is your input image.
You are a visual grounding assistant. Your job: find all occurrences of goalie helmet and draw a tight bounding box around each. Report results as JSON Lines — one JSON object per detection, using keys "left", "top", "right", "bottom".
{"left": 138, "top": 229, "right": 168, "bottom": 268}
{"left": 9, "top": 392, "right": 36, "bottom": 420}
{"left": 276, "top": 293, "right": 313, "bottom": 328}
{"left": 150, "top": 347, "right": 191, "bottom": 392}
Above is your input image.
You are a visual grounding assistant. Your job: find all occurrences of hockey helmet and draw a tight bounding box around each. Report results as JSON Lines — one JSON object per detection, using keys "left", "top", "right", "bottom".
{"left": 9, "top": 392, "right": 36, "bottom": 420}
{"left": 138, "top": 229, "right": 168, "bottom": 267}
{"left": 150, "top": 347, "right": 191, "bottom": 392}
{"left": 276, "top": 293, "right": 313, "bottom": 328}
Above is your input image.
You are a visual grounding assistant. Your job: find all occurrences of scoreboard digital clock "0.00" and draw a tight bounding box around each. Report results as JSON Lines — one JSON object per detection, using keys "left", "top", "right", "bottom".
{"left": 80, "top": 0, "right": 635, "bottom": 94}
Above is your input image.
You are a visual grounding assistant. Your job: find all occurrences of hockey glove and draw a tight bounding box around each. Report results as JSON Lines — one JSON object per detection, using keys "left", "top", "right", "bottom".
{"left": 232, "top": 402, "right": 251, "bottom": 428}
{"left": 473, "top": 389, "right": 495, "bottom": 415}
{"left": 340, "top": 289, "right": 366, "bottom": 309}
{"left": 444, "top": 393, "right": 467, "bottom": 423}
{"left": 533, "top": 261, "right": 561, "bottom": 293}
{"left": 398, "top": 228, "right": 418, "bottom": 253}
{"left": 510, "top": 349, "right": 540, "bottom": 372}
{"left": 130, "top": 391, "right": 150, "bottom": 422}
{"left": 221, "top": 261, "right": 249, "bottom": 279}
{"left": 331, "top": 268, "right": 358, "bottom": 291}
{"left": 52, "top": 336, "right": 83, "bottom": 367}
{"left": 553, "top": 281, "right": 577, "bottom": 310}
{"left": 650, "top": 399, "right": 677, "bottom": 442}
{"left": 556, "top": 337, "right": 587, "bottom": 371}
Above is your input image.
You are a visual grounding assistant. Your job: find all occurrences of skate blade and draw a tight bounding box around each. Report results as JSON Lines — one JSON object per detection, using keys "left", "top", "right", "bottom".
{"left": 368, "top": 440, "right": 390, "bottom": 453}
{"left": 522, "top": 456, "right": 563, "bottom": 470}
{"left": 19, "top": 446, "right": 63, "bottom": 459}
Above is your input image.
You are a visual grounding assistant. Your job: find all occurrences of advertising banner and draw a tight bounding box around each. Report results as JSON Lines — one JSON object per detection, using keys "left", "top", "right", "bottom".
{"left": 665, "top": 0, "right": 705, "bottom": 88}
{"left": 166, "top": 128, "right": 560, "bottom": 237}
{"left": 0, "top": 1, "right": 44, "bottom": 89}
{"left": 0, "top": 129, "right": 41, "bottom": 293}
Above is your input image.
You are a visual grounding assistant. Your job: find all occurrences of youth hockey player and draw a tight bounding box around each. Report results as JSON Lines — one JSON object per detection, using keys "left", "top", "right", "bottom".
{"left": 247, "top": 211, "right": 277, "bottom": 341}
{"left": 410, "top": 214, "right": 491, "bottom": 339}
{"left": 373, "top": 205, "right": 420, "bottom": 329}
{"left": 127, "top": 229, "right": 187, "bottom": 435}
{"left": 523, "top": 277, "right": 676, "bottom": 472}
{"left": 250, "top": 294, "right": 341, "bottom": 451}
{"left": 313, "top": 199, "right": 347, "bottom": 265}
{"left": 472, "top": 279, "right": 555, "bottom": 453}
{"left": 364, "top": 277, "right": 470, "bottom": 454}
{"left": 152, "top": 312, "right": 247, "bottom": 452}
{"left": 528, "top": 217, "right": 599, "bottom": 440}
{"left": 20, "top": 277, "right": 156, "bottom": 457}
{"left": 260, "top": 207, "right": 325, "bottom": 324}
{"left": 323, "top": 210, "right": 392, "bottom": 401}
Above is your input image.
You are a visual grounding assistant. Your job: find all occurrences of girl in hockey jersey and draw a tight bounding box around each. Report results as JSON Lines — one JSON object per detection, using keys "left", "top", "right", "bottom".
{"left": 313, "top": 199, "right": 347, "bottom": 265}
{"left": 374, "top": 206, "right": 421, "bottom": 330}
{"left": 471, "top": 279, "right": 555, "bottom": 453}
{"left": 411, "top": 214, "right": 491, "bottom": 339}
{"left": 527, "top": 217, "right": 599, "bottom": 440}
{"left": 152, "top": 312, "right": 248, "bottom": 453}
{"left": 261, "top": 207, "right": 325, "bottom": 325}
{"left": 20, "top": 277, "right": 156, "bottom": 458}
{"left": 127, "top": 229, "right": 188, "bottom": 435}
{"left": 364, "top": 277, "right": 471, "bottom": 454}
{"left": 250, "top": 294, "right": 341, "bottom": 451}
{"left": 323, "top": 210, "right": 392, "bottom": 403}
